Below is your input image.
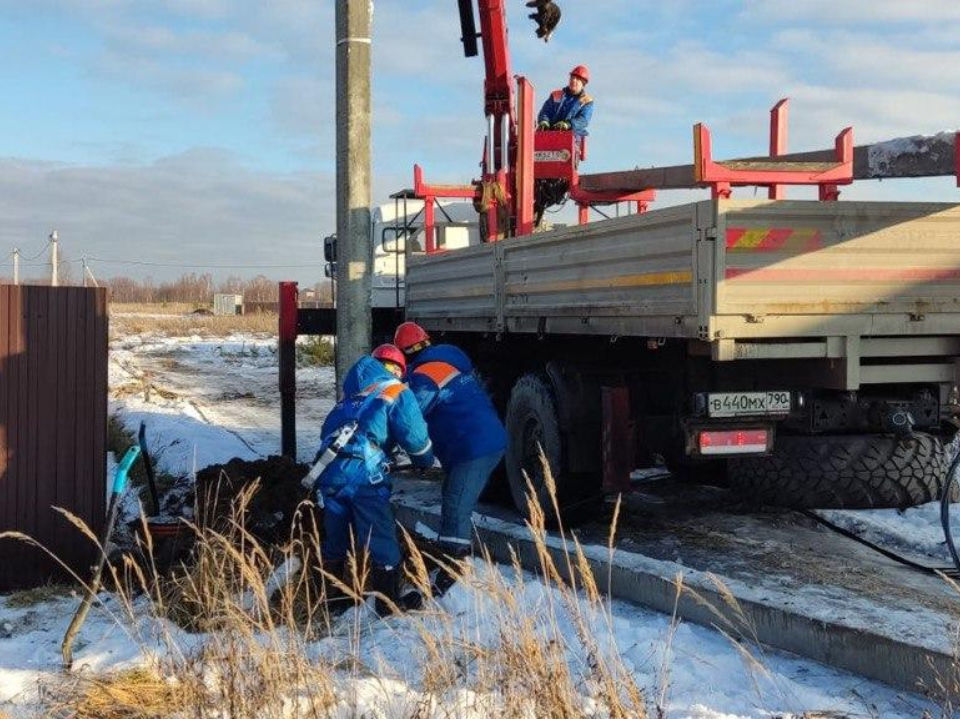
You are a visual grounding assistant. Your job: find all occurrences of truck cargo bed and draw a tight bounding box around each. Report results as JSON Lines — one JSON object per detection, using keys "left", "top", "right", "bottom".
{"left": 407, "top": 199, "right": 960, "bottom": 389}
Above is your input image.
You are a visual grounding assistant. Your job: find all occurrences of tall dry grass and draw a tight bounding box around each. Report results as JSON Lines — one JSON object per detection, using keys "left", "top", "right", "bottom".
{"left": 7, "top": 459, "right": 651, "bottom": 718}
{"left": 111, "top": 302, "right": 198, "bottom": 316}
{"left": 110, "top": 311, "right": 279, "bottom": 339}
{"left": 10, "top": 451, "right": 895, "bottom": 718}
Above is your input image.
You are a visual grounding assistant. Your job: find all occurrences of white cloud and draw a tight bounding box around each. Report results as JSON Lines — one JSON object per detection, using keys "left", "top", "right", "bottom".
{"left": 1, "top": 0, "right": 958, "bottom": 279}
{"left": 0, "top": 151, "right": 334, "bottom": 283}
{"left": 101, "top": 22, "right": 276, "bottom": 62}
{"left": 742, "top": 0, "right": 960, "bottom": 24}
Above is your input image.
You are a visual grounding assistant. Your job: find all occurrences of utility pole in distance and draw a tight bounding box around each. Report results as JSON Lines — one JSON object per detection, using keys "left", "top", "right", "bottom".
{"left": 334, "top": 0, "right": 373, "bottom": 391}
{"left": 50, "top": 230, "right": 59, "bottom": 287}
{"left": 12, "top": 248, "right": 19, "bottom": 285}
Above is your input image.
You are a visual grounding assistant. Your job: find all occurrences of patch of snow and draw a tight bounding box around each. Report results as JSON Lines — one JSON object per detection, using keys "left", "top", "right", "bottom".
{"left": 867, "top": 131, "right": 957, "bottom": 176}
{"left": 109, "top": 333, "right": 334, "bottom": 475}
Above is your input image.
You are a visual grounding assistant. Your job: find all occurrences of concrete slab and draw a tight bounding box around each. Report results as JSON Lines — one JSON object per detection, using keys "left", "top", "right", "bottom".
{"left": 393, "top": 477, "right": 960, "bottom": 696}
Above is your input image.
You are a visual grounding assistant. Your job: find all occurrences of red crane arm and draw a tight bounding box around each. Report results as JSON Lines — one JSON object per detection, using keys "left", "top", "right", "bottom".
{"left": 477, "top": 0, "right": 515, "bottom": 121}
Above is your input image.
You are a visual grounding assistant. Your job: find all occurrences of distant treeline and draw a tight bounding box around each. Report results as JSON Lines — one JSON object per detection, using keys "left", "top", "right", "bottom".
{"left": 106, "top": 273, "right": 332, "bottom": 305}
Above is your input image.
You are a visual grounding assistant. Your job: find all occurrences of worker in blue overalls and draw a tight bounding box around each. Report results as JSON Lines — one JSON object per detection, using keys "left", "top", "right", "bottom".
{"left": 314, "top": 344, "right": 434, "bottom": 614}
{"left": 537, "top": 64, "right": 594, "bottom": 136}
{"left": 394, "top": 322, "right": 507, "bottom": 597}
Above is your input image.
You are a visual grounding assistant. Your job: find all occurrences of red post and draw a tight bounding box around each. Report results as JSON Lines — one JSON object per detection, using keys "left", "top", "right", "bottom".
{"left": 516, "top": 76, "right": 535, "bottom": 236}
{"left": 601, "top": 386, "right": 633, "bottom": 493}
{"left": 819, "top": 184, "right": 840, "bottom": 201}
{"left": 279, "top": 281, "right": 298, "bottom": 458}
{"left": 578, "top": 203, "right": 589, "bottom": 225}
{"left": 769, "top": 98, "right": 788, "bottom": 200}
{"left": 424, "top": 197, "right": 437, "bottom": 253}
{"left": 955, "top": 131, "right": 959, "bottom": 188}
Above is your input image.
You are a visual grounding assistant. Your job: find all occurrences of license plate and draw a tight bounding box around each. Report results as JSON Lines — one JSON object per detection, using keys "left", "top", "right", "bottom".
{"left": 707, "top": 391, "right": 791, "bottom": 418}
{"left": 534, "top": 149, "right": 572, "bottom": 163}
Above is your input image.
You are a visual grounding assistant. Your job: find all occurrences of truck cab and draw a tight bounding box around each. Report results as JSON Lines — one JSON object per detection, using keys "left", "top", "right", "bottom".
{"left": 371, "top": 198, "right": 480, "bottom": 310}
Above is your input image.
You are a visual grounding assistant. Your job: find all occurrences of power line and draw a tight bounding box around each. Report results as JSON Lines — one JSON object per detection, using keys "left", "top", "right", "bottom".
{"left": 21, "top": 240, "right": 52, "bottom": 262}
{"left": 15, "top": 255, "right": 325, "bottom": 271}
{"left": 19, "top": 259, "right": 82, "bottom": 268}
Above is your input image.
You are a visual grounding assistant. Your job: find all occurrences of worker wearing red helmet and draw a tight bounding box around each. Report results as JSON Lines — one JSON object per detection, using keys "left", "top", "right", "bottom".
{"left": 537, "top": 65, "right": 594, "bottom": 137}
{"left": 394, "top": 321, "right": 507, "bottom": 596}
{"left": 313, "top": 345, "right": 434, "bottom": 614}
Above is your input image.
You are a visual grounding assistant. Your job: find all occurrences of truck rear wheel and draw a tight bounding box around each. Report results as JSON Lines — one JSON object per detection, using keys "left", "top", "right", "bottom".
{"left": 505, "top": 373, "right": 601, "bottom": 526}
{"left": 728, "top": 432, "right": 952, "bottom": 509}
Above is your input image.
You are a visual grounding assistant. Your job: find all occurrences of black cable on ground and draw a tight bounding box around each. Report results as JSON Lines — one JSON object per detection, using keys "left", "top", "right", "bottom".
{"left": 802, "top": 509, "right": 959, "bottom": 579}
{"left": 939, "top": 441, "right": 960, "bottom": 577}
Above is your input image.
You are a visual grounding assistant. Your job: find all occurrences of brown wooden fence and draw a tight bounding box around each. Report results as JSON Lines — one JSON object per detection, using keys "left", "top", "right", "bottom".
{"left": 0, "top": 285, "right": 108, "bottom": 591}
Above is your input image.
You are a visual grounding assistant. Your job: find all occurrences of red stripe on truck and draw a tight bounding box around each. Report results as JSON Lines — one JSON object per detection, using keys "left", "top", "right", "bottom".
{"left": 725, "top": 267, "right": 960, "bottom": 282}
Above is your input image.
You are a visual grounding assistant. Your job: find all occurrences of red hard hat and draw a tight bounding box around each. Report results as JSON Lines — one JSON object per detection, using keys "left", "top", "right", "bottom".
{"left": 372, "top": 343, "right": 407, "bottom": 374}
{"left": 570, "top": 65, "right": 590, "bottom": 84}
{"left": 394, "top": 321, "right": 431, "bottom": 354}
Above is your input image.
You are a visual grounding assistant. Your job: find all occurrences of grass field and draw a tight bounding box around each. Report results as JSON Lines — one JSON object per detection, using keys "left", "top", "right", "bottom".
{"left": 110, "top": 303, "right": 279, "bottom": 338}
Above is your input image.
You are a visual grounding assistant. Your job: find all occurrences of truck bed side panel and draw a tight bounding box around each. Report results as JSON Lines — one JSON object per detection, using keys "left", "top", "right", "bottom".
{"left": 405, "top": 242, "right": 497, "bottom": 328}
{"left": 716, "top": 201, "right": 960, "bottom": 317}
{"left": 501, "top": 205, "right": 699, "bottom": 321}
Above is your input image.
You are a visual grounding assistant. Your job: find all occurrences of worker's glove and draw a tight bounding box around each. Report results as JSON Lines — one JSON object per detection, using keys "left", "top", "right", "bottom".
{"left": 553, "top": 121, "right": 571, "bottom": 131}
{"left": 537, "top": 120, "right": 551, "bottom": 131}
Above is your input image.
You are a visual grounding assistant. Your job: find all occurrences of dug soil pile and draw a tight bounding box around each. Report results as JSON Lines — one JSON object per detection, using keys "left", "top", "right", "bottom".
{"left": 195, "top": 455, "right": 316, "bottom": 544}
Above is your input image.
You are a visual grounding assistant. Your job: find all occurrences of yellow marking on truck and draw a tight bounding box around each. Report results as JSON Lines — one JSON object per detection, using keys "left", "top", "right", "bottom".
{"left": 506, "top": 270, "right": 693, "bottom": 295}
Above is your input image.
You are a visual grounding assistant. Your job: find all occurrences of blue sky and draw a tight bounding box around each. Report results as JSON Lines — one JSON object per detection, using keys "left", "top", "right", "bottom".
{"left": 0, "top": 0, "right": 958, "bottom": 282}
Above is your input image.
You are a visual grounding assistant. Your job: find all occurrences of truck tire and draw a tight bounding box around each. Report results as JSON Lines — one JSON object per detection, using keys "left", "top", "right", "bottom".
{"left": 728, "top": 432, "right": 952, "bottom": 509}
{"left": 505, "top": 373, "right": 601, "bottom": 526}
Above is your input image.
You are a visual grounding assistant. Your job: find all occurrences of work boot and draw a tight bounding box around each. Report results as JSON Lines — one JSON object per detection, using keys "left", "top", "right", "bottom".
{"left": 431, "top": 545, "right": 471, "bottom": 598}
{"left": 319, "top": 559, "right": 355, "bottom": 612}
{"left": 370, "top": 565, "right": 423, "bottom": 616}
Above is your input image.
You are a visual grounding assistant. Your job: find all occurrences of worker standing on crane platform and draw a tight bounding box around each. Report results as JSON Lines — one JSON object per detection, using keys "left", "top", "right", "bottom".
{"left": 537, "top": 65, "right": 594, "bottom": 137}
{"left": 313, "top": 347, "right": 435, "bottom": 615}
{"left": 394, "top": 322, "right": 507, "bottom": 597}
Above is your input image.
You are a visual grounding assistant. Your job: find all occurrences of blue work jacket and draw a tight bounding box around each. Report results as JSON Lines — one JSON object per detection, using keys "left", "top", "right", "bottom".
{"left": 538, "top": 87, "right": 594, "bottom": 136}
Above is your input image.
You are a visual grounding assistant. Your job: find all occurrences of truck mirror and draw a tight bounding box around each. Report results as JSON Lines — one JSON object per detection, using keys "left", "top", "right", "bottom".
{"left": 382, "top": 228, "right": 406, "bottom": 254}
{"left": 324, "top": 262, "right": 336, "bottom": 279}
{"left": 323, "top": 235, "right": 337, "bottom": 263}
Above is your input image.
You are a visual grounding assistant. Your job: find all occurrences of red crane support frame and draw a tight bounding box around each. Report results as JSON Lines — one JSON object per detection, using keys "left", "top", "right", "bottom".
{"left": 412, "top": 164, "right": 475, "bottom": 254}
{"left": 768, "top": 98, "right": 788, "bottom": 200}
{"left": 694, "top": 99, "right": 854, "bottom": 201}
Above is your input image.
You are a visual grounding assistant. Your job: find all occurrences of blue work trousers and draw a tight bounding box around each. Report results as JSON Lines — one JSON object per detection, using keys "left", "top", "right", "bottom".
{"left": 439, "top": 451, "right": 504, "bottom": 552}
{"left": 321, "top": 481, "right": 401, "bottom": 568}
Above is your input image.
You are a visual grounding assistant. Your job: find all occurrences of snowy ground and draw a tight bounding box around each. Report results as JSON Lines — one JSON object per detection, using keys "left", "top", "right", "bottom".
{"left": 0, "top": 325, "right": 951, "bottom": 717}
{"left": 0, "top": 564, "right": 936, "bottom": 718}
{"left": 109, "top": 331, "right": 335, "bottom": 472}
{"left": 823, "top": 496, "right": 960, "bottom": 565}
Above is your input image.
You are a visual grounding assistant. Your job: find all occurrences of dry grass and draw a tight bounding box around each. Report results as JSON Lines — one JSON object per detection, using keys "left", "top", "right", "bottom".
{"left": 5, "top": 452, "right": 926, "bottom": 718}
{"left": 34, "top": 460, "right": 650, "bottom": 718}
{"left": 57, "top": 668, "right": 183, "bottom": 719}
{"left": 3, "top": 584, "right": 74, "bottom": 608}
{"left": 110, "top": 310, "right": 279, "bottom": 339}
{"left": 112, "top": 302, "right": 198, "bottom": 316}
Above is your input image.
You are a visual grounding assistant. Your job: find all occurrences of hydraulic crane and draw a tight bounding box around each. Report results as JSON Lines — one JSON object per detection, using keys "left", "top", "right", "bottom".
{"left": 411, "top": 0, "right": 655, "bottom": 249}
{"left": 411, "top": 1, "right": 958, "bottom": 250}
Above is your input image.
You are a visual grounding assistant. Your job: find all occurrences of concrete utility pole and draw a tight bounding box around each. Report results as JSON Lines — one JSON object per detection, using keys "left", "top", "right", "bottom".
{"left": 334, "top": 0, "right": 373, "bottom": 391}
{"left": 49, "top": 230, "right": 59, "bottom": 287}
{"left": 12, "top": 248, "right": 19, "bottom": 285}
